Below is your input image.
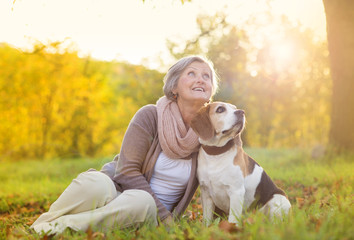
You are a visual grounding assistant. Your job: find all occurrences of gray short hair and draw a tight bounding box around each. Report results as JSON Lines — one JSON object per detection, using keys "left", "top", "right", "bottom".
{"left": 163, "top": 55, "right": 219, "bottom": 101}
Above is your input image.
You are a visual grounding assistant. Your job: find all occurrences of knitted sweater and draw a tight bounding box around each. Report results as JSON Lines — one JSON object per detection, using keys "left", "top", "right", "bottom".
{"left": 101, "top": 104, "right": 199, "bottom": 221}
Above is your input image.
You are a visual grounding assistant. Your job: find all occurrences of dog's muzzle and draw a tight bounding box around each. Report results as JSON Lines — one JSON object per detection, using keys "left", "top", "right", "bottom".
{"left": 221, "top": 110, "right": 245, "bottom": 135}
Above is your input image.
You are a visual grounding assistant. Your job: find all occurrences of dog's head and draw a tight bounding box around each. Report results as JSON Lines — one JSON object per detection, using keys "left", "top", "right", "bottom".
{"left": 190, "top": 102, "right": 245, "bottom": 146}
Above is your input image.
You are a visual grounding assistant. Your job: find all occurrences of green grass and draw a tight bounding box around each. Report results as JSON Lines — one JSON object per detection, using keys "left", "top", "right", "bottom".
{"left": 0, "top": 149, "right": 353, "bottom": 239}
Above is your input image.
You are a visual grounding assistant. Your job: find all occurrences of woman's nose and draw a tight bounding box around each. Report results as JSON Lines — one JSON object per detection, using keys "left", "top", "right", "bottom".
{"left": 196, "top": 74, "right": 205, "bottom": 83}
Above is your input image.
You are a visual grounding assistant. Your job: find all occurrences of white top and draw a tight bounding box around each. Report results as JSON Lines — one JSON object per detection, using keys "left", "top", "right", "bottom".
{"left": 150, "top": 152, "right": 192, "bottom": 211}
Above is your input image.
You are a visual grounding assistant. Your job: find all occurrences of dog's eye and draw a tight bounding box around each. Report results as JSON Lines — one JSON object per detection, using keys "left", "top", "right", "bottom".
{"left": 216, "top": 106, "right": 225, "bottom": 113}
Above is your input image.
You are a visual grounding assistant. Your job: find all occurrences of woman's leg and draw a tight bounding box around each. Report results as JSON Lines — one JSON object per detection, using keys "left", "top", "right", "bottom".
{"left": 31, "top": 170, "right": 117, "bottom": 231}
{"left": 39, "top": 189, "right": 158, "bottom": 234}
{"left": 32, "top": 171, "right": 157, "bottom": 234}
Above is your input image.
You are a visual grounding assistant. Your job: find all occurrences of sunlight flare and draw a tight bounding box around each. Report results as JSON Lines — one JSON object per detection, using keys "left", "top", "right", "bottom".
{"left": 271, "top": 42, "right": 295, "bottom": 64}
{"left": 269, "top": 41, "right": 296, "bottom": 71}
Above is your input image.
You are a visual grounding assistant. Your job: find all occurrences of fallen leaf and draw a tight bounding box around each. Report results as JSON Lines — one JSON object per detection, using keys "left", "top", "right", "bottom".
{"left": 92, "top": 232, "right": 105, "bottom": 239}
{"left": 86, "top": 226, "right": 93, "bottom": 240}
{"left": 296, "top": 197, "right": 305, "bottom": 209}
{"left": 218, "top": 220, "right": 241, "bottom": 233}
{"left": 245, "top": 217, "right": 255, "bottom": 225}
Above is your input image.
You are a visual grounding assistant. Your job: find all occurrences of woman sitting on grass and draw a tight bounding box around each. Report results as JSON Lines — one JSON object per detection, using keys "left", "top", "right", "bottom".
{"left": 31, "top": 55, "right": 219, "bottom": 235}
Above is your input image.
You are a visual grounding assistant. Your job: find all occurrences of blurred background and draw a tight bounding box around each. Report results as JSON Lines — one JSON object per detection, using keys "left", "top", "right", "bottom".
{"left": 0, "top": 0, "right": 350, "bottom": 160}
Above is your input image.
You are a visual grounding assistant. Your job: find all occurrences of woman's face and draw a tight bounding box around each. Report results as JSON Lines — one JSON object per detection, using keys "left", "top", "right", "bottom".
{"left": 174, "top": 61, "right": 213, "bottom": 105}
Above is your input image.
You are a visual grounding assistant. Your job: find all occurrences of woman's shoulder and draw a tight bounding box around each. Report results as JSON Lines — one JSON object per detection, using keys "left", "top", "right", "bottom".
{"left": 139, "top": 104, "right": 157, "bottom": 113}
{"left": 135, "top": 104, "right": 157, "bottom": 118}
{"left": 131, "top": 104, "right": 158, "bottom": 130}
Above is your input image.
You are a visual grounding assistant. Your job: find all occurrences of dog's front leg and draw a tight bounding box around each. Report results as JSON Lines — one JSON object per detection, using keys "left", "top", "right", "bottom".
{"left": 228, "top": 187, "right": 245, "bottom": 225}
{"left": 200, "top": 186, "right": 215, "bottom": 226}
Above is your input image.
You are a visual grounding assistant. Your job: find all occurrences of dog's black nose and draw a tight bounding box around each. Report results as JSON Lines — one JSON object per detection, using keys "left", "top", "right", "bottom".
{"left": 235, "top": 109, "right": 245, "bottom": 117}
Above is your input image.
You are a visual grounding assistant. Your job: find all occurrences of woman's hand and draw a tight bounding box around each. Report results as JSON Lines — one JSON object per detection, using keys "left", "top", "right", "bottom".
{"left": 162, "top": 215, "right": 174, "bottom": 228}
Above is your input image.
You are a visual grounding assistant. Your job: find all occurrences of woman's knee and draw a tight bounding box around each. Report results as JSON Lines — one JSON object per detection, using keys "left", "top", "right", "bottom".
{"left": 47, "top": 171, "right": 117, "bottom": 215}
{"left": 74, "top": 171, "right": 117, "bottom": 205}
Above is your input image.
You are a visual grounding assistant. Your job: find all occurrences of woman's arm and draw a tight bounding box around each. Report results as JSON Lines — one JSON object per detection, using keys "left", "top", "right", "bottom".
{"left": 113, "top": 105, "right": 172, "bottom": 221}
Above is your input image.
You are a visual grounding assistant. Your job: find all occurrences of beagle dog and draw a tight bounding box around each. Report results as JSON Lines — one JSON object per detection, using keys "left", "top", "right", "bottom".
{"left": 190, "top": 102, "right": 291, "bottom": 226}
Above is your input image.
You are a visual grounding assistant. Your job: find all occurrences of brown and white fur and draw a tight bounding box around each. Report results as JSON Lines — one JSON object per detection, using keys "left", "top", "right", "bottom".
{"left": 190, "top": 102, "right": 291, "bottom": 226}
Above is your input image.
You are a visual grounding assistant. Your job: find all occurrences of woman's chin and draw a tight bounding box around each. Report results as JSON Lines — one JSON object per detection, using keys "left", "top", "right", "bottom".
{"left": 178, "top": 93, "right": 211, "bottom": 106}
{"left": 192, "top": 96, "right": 210, "bottom": 106}
{"left": 193, "top": 92, "right": 211, "bottom": 101}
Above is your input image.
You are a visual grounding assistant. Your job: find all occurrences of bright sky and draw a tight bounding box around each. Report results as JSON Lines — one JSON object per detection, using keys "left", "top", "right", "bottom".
{"left": 0, "top": 0, "right": 326, "bottom": 70}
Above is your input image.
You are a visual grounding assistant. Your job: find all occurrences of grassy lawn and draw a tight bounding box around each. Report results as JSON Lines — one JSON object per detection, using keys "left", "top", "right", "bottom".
{"left": 0, "top": 149, "right": 353, "bottom": 239}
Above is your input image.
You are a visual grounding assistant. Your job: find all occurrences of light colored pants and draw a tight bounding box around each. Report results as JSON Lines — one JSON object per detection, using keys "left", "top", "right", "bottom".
{"left": 31, "top": 170, "right": 158, "bottom": 235}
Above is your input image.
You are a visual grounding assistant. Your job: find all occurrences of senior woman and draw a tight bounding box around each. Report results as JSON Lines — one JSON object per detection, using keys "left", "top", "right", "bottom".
{"left": 31, "top": 55, "right": 219, "bottom": 235}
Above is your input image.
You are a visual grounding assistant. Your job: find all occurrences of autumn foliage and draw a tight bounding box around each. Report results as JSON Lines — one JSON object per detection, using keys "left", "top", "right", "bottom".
{"left": 0, "top": 42, "right": 163, "bottom": 160}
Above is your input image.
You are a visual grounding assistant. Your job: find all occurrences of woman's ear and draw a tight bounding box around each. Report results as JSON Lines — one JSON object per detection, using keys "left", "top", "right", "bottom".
{"left": 190, "top": 105, "right": 215, "bottom": 141}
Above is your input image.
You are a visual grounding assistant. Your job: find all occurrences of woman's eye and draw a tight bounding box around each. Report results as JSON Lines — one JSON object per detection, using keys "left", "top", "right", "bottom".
{"left": 188, "top": 71, "right": 195, "bottom": 77}
{"left": 203, "top": 73, "right": 210, "bottom": 79}
{"left": 216, "top": 106, "right": 225, "bottom": 113}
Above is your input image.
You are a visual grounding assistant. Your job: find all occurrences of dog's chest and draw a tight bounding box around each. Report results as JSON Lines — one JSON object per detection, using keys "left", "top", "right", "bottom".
{"left": 197, "top": 149, "right": 245, "bottom": 211}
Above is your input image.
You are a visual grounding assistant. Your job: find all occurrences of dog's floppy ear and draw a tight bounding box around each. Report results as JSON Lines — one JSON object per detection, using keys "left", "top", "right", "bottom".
{"left": 190, "top": 104, "right": 215, "bottom": 141}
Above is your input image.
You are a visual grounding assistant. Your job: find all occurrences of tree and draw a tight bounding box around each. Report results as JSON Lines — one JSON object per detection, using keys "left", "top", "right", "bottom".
{"left": 167, "top": 12, "right": 331, "bottom": 148}
{"left": 323, "top": 0, "right": 354, "bottom": 152}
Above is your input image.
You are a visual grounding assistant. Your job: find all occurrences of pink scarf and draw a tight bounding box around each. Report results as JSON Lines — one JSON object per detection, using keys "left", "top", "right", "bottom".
{"left": 156, "top": 96, "right": 200, "bottom": 159}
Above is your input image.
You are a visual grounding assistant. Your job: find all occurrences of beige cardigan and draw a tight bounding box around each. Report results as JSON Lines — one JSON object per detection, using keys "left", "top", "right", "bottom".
{"left": 101, "top": 104, "right": 199, "bottom": 221}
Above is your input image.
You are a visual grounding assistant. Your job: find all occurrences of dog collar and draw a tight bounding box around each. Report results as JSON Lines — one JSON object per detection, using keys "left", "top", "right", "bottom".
{"left": 201, "top": 139, "right": 235, "bottom": 155}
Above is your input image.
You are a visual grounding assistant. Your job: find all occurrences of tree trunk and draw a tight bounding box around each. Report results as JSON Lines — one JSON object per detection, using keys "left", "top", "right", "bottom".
{"left": 323, "top": 0, "right": 354, "bottom": 152}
